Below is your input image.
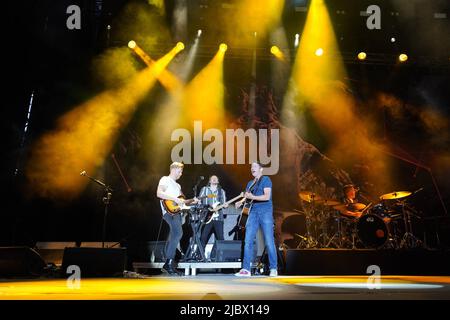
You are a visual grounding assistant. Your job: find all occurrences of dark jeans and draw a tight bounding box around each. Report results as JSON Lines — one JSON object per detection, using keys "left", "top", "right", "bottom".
{"left": 163, "top": 213, "right": 183, "bottom": 260}
{"left": 201, "top": 220, "right": 224, "bottom": 248}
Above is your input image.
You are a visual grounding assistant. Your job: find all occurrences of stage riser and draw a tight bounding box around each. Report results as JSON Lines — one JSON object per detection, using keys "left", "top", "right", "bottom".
{"left": 285, "top": 249, "right": 450, "bottom": 275}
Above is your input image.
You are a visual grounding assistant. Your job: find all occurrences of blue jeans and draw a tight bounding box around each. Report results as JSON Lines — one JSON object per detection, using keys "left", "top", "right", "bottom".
{"left": 242, "top": 207, "right": 278, "bottom": 271}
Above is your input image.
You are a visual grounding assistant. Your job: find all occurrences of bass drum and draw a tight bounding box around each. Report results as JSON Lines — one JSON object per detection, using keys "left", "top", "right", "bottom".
{"left": 357, "top": 214, "right": 388, "bottom": 248}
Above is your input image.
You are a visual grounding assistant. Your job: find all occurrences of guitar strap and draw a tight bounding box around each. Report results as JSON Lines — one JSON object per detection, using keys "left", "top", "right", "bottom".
{"left": 248, "top": 176, "right": 263, "bottom": 194}
{"left": 217, "top": 185, "right": 223, "bottom": 203}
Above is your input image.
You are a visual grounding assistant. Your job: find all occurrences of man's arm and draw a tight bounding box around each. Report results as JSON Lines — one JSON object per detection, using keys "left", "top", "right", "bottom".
{"left": 157, "top": 184, "right": 183, "bottom": 204}
{"left": 245, "top": 187, "right": 271, "bottom": 201}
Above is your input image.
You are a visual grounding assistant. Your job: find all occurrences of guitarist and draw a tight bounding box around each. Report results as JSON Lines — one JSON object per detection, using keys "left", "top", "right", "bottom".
{"left": 156, "top": 162, "right": 198, "bottom": 275}
{"left": 234, "top": 162, "right": 278, "bottom": 277}
{"left": 199, "top": 175, "right": 228, "bottom": 251}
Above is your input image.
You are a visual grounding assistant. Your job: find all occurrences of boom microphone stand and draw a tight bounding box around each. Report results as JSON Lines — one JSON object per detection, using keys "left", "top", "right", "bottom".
{"left": 80, "top": 170, "right": 113, "bottom": 248}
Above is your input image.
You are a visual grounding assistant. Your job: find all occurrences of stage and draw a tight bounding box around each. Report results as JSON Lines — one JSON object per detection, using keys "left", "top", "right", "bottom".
{"left": 1, "top": 275, "right": 450, "bottom": 300}
{"left": 3, "top": 1, "right": 450, "bottom": 309}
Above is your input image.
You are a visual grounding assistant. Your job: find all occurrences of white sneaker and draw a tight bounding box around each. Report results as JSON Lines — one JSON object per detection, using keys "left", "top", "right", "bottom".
{"left": 269, "top": 269, "right": 278, "bottom": 277}
{"left": 234, "top": 269, "right": 251, "bottom": 277}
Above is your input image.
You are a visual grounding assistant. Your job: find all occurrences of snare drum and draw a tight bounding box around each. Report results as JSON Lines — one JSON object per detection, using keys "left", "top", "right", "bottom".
{"left": 357, "top": 214, "right": 388, "bottom": 248}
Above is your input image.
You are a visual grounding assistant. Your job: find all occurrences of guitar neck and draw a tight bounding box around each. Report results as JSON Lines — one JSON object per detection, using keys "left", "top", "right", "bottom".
{"left": 211, "top": 193, "right": 243, "bottom": 211}
{"left": 184, "top": 195, "right": 209, "bottom": 205}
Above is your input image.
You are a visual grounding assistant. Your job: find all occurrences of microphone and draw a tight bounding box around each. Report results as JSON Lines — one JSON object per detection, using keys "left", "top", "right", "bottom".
{"left": 80, "top": 170, "right": 86, "bottom": 176}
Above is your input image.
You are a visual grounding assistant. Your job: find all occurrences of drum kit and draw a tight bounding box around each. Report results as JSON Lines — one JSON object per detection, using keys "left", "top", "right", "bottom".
{"left": 282, "top": 188, "right": 423, "bottom": 250}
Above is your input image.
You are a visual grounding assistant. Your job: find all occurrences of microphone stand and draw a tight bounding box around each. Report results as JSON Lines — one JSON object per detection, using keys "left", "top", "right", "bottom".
{"left": 193, "top": 176, "right": 204, "bottom": 197}
{"left": 81, "top": 171, "right": 113, "bottom": 248}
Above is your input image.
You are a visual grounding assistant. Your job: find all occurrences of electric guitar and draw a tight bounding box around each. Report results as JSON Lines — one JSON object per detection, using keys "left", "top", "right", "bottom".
{"left": 204, "top": 192, "right": 244, "bottom": 224}
{"left": 162, "top": 194, "right": 216, "bottom": 215}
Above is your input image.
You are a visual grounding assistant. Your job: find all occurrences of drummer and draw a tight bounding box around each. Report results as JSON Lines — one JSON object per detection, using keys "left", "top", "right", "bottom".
{"left": 338, "top": 184, "right": 364, "bottom": 219}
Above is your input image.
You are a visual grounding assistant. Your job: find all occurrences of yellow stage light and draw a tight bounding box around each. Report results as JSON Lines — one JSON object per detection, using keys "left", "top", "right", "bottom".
{"left": 219, "top": 43, "right": 228, "bottom": 52}
{"left": 315, "top": 48, "right": 324, "bottom": 56}
{"left": 357, "top": 52, "right": 367, "bottom": 60}
{"left": 176, "top": 42, "right": 185, "bottom": 52}
{"left": 128, "top": 40, "right": 137, "bottom": 49}
{"left": 270, "top": 46, "right": 280, "bottom": 55}
{"left": 399, "top": 53, "right": 408, "bottom": 62}
{"left": 270, "top": 45, "right": 284, "bottom": 60}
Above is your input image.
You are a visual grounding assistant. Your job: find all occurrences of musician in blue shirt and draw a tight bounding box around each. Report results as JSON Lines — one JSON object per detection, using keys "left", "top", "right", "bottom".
{"left": 234, "top": 162, "right": 278, "bottom": 277}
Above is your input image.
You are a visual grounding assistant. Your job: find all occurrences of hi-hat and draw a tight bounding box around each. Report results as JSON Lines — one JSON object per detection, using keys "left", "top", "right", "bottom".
{"left": 380, "top": 191, "right": 412, "bottom": 200}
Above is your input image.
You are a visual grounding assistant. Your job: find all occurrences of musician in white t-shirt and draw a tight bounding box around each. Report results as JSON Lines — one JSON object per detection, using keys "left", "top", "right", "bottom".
{"left": 156, "top": 162, "right": 198, "bottom": 275}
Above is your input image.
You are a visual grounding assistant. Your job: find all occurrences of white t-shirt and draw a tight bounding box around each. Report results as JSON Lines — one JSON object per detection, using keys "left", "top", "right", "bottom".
{"left": 158, "top": 176, "right": 182, "bottom": 215}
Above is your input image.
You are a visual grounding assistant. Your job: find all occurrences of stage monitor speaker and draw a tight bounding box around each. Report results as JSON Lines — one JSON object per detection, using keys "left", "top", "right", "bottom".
{"left": 0, "top": 247, "right": 46, "bottom": 277}
{"left": 210, "top": 240, "right": 242, "bottom": 262}
{"left": 61, "top": 247, "right": 127, "bottom": 277}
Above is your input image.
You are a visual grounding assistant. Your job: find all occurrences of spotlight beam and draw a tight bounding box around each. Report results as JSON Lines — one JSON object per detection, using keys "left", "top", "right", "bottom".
{"left": 129, "top": 41, "right": 184, "bottom": 91}
{"left": 25, "top": 47, "right": 180, "bottom": 199}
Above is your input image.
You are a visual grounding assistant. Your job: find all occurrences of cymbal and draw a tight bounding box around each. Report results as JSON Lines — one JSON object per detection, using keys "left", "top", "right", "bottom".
{"left": 317, "top": 198, "right": 341, "bottom": 206}
{"left": 380, "top": 191, "right": 412, "bottom": 200}
{"left": 275, "top": 210, "right": 302, "bottom": 218}
{"left": 333, "top": 203, "right": 367, "bottom": 211}
{"left": 299, "top": 191, "right": 322, "bottom": 203}
{"left": 350, "top": 203, "right": 367, "bottom": 210}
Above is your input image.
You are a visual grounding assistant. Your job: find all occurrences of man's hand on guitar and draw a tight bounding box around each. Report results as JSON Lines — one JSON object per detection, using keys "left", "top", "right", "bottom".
{"left": 175, "top": 197, "right": 185, "bottom": 205}
{"left": 244, "top": 192, "right": 254, "bottom": 200}
{"left": 192, "top": 197, "right": 199, "bottom": 204}
{"left": 235, "top": 200, "right": 244, "bottom": 208}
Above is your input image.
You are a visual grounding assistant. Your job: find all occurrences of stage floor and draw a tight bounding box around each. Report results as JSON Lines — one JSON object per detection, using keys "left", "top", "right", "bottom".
{"left": 1, "top": 275, "right": 450, "bottom": 300}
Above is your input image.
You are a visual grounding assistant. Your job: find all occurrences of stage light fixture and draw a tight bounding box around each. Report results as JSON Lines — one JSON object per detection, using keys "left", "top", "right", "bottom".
{"left": 128, "top": 40, "right": 137, "bottom": 49}
{"left": 176, "top": 42, "right": 185, "bottom": 52}
{"left": 197, "top": 29, "right": 202, "bottom": 36}
{"left": 399, "top": 53, "right": 408, "bottom": 62}
{"left": 390, "top": 37, "right": 396, "bottom": 43}
{"left": 270, "top": 45, "right": 284, "bottom": 60}
{"left": 315, "top": 48, "right": 324, "bottom": 56}
{"left": 357, "top": 52, "right": 367, "bottom": 60}
{"left": 219, "top": 43, "right": 228, "bottom": 52}
{"left": 270, "top": 46, "right": 280, "bottom": 55}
